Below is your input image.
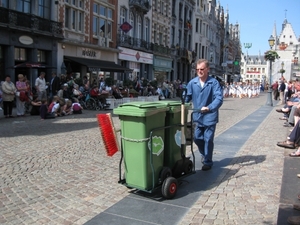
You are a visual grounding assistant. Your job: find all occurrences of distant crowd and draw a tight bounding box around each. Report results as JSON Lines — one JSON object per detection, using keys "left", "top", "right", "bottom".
{"left": 0, "top": 72, "right": 190, "bottom": 119}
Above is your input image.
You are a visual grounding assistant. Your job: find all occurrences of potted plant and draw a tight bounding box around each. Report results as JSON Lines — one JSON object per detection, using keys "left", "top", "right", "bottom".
{"left": 264, "top": 50, "right": 279, "bottom": 62}
{"left": 279, "top": 69, "right": 286, "bottom": 74}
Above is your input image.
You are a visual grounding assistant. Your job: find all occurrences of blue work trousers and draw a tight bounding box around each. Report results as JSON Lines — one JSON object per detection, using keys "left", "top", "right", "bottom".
{"left": 194, "top": 124, "right": 216, "bottom": 167}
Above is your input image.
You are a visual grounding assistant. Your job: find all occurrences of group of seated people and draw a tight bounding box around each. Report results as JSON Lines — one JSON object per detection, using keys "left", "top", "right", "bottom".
{"left": 30, "top": 94, "right": 83, "bottom": 120}
{"left": 276, "top": 89, "right": 300, "bottom": 155}
{"left": 275, "top": 81, "right": 300, "bottom": 224}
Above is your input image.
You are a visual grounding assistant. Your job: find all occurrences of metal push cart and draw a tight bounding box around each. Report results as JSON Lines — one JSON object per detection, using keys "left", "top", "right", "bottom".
{"left": 113, "top": 98, "right": 196, "bottom": 199}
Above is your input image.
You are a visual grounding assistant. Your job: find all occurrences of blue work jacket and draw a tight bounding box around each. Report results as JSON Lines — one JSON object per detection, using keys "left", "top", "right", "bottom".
{"left": 185, "top": 76, "right": 223, "bottom": 126}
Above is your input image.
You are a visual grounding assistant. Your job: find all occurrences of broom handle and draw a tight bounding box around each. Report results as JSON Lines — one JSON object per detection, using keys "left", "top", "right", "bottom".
{"left": 180, "top": 88, "right": 187, "bottom": 156}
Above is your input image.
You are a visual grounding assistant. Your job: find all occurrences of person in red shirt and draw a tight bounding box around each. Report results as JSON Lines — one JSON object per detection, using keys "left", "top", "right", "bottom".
{"left": 89, "top": 85, "right": 108, "bottom": 107}
{"left": 48, "top": 96, "right": 59, "bottom": 113}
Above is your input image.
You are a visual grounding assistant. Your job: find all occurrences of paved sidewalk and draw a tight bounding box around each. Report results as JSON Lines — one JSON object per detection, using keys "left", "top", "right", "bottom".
{"left": 0, "top": 93, "right": 292, "bottom": 224}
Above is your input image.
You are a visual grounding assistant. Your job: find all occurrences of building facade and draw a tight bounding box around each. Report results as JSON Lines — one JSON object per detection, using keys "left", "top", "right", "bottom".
{"left": 240, "top": 18, "right": 300, "bottom": 85}
{"left": 0, "top": 0, "right": 244, "bottom": 88}
{"left": 117, "top": 0, "right": 153, "bottom": 83}
{"left": 0, "top": 0, "right": 63, "bottom": 85}
{"left": 57, "top": 0, "right": 130, "bottom": 86}
{"left": 271, "top": 19, "right": 300, "bottom": 82}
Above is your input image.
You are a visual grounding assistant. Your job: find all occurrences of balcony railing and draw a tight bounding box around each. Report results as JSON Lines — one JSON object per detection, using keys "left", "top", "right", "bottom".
{"left": 118, "top": 33, "right": 152, "bottom": 51}
{"left": 0, "top": 7, "right": 63, "bottom": 38}
{"left": 129, "top": 0, "right": 151, "bottom": 14}
{"left": 118, "top": 32, "right": 196, "bottom": 59}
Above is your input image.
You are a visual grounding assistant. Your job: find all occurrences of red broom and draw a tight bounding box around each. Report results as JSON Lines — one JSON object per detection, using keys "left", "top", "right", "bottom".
{"left": 97, "top": 113, "right": 120, "bottom": 156}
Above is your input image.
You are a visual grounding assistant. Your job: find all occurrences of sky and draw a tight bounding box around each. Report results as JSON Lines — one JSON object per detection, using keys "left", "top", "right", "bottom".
{"left": 219, "top": 0, "right": 300, "bottom": 55}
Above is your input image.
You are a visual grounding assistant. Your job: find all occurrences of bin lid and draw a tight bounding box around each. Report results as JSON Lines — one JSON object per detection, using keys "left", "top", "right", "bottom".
{"left": 113, "top": 101, "right": 168, "bottom": 117}
{"left": 159, "top": 100, "right": 191, "bottom": 113}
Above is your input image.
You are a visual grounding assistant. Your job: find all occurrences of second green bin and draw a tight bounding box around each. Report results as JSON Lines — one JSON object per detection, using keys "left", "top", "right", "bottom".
{"left": 160, "top": 101, "right": 190, "bottom": 169}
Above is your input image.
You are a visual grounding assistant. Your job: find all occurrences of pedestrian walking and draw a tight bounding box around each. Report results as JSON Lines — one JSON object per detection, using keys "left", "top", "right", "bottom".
{"left": 185, "top": 59, "right": 223, "bottom": 171}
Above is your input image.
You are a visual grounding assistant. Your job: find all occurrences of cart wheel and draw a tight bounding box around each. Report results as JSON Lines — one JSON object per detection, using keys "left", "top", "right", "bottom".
{"left": 162, "top": 177, "right": 178, "bottom": 199}
{"left": 184, "top": 159, "right": 193, "bottom": 174}
{"left": 159, "top": 167, "right": 172, "bottom": 184}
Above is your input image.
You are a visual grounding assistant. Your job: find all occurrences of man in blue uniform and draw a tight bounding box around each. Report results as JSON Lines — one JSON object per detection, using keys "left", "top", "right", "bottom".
{"left": 185, "top": 59, "right": 223, "bottom": 171}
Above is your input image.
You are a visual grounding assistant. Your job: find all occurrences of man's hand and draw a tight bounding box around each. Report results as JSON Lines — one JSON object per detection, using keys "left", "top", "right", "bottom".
{"left": 200, "top": 106, "right": 209, "bottom": 113}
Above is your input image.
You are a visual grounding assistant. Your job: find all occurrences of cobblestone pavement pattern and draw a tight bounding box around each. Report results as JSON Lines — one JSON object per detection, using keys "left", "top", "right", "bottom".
{"left": 0, "top": 94, "right": 287, "bottom": 225}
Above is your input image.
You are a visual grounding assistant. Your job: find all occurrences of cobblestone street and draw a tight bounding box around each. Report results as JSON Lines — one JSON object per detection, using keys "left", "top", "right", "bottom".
{"left": 0, "top": 93, "right": 289, "bottom": 224}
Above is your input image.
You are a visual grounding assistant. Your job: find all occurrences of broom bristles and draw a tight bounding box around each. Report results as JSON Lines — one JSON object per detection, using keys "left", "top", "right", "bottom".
{"left": 97, "top": 113, "right": 119, "bottom": 156}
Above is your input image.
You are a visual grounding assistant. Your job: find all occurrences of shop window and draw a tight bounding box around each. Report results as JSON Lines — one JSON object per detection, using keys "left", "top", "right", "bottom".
{"left": 14, "top": 48, "right": 27, "bottom": 61}
{"left": 37, "top": 50, "right": 46, "bottom": 62}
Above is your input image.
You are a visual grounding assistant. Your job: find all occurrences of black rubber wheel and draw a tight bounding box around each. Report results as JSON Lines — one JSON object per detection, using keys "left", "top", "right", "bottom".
{"left": 159, "top": 167, "right": 172, "bottom": 184}
{"left": 162, "top": 177, "right": 178, "bottom": 199}
{"left": 183, "top": 159, "right": 193, "bottom": 174}
{"left": 86, "top": 98, "right": 96, "bottom": 110}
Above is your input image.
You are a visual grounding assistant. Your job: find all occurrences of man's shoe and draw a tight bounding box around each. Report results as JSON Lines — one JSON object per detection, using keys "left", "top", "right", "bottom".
{"left": 202, "top": 165, "right": 211, "bottom": 171}
{"left": 276, "top": 109, "right": 283, "bottom": 113}
{"left": 287, "top": 216, "right": 300, "bottom": 225}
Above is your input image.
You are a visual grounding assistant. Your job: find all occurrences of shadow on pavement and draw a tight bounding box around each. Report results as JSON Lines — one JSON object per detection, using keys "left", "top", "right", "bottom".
{"left": 84, "top": 154, "right": 267, "bottom": 225}
{"left": 0, "top": 110, "right": 109, "bottom": 137}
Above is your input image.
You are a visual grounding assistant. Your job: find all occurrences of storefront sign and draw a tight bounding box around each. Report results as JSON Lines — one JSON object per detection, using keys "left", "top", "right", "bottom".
{"left": 19, "top": 35, "right": 33, "bottom": 45}
{"left": 153, "top": 56, "right": 172, "bottom": 72}
{"left": 118, "top": 47, "right": 153, "bottom": 64}
{"left": 82, "top": 49, "right": 97, "bottom": 58}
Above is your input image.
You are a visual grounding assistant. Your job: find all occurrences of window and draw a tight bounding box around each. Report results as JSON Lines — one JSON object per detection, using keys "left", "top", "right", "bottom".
{"left": 120, "top": 7, "right": 127, "bottom": 24}
{"left": 196, "top": 19, "right": 199, "bottom": 32}
{"left": 200, "top": 20, "right": 202, "bottom": 34}
{"left": 159, "top": 32, "right": 163, "bottom": 45}
{"left": 78, "top": 12, "right": 83, "bottom": 31}
{"left": 0, "top": 0, "right": 8, "bottom": 8}
{"left": 93, "top": 3, "right": 114, "bottom": 39}
{"left": 160, "top": 1, "right": 164, "bottom": 14}
{"left": 93, "top": 3, "right": 98, "bottom": 13}
{"left": 179, "top": 3, "right": 182, "bottom": 20}
{"left": 129, "top": 12, "right": 134, "bottom": 37}
{"left": 14, "top": 48, "right": 27, "bottom": 61}
{"left": 100, "top": 5, "right": 106, "bottom": 16}
{"left": 137, "top": 16, "right": 142, "bottom": 39}
{"left": 171, "top": 26, "right": 175, "bottom": 46}
{"left": 65, "top": 1, "right": 85, "bottom": 32}
{"left": 72, "top": 10, "right": 76, "bottom": 29}
{"left": 144, "top": 18, "right": 149, "bottom": 42}
{"left": 38, "top": 0, "right": 50, "bottom": 19}
{"left": 165, "top": 34, "right": 168, "bottom": 46}
{"left": 17, "top": 0, "right": 31, "bottom": 13}
{"left": 93, "top": 16, "right": 98, "bottom": 36}
{"left": 37, "top": 50, "right": 46, "bottom": 62}
{"left": 65, "top": 7, "right": 70, "bottom": 28}
{"left": 172, "top": 0, "right": 176, "bottom": 16}
{"left": 153, "top": 24, "right": 157, "bottom": 43}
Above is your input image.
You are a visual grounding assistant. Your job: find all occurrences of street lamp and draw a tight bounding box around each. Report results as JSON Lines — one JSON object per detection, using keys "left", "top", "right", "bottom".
{"left": 266, "top": 35, "right": 275, "bottom": 106}
{"left": 244, "top": 43, "right": 252, "bottom": 55}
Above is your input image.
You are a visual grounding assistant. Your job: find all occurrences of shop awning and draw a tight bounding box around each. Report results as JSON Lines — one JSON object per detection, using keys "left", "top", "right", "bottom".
{"left": 65, "top": 56, "right": 132, "bottom": 73}
{"left": 11, "top": 62, "right": 56, "bottom": 69}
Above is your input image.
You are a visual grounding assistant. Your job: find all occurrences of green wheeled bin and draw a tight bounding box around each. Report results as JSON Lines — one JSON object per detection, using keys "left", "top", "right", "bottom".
{"left": 113, "top": 102, "right": 168, "bottom": 191}
{"left": 159, "top": 101, "right": 192, "bottom": 177}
